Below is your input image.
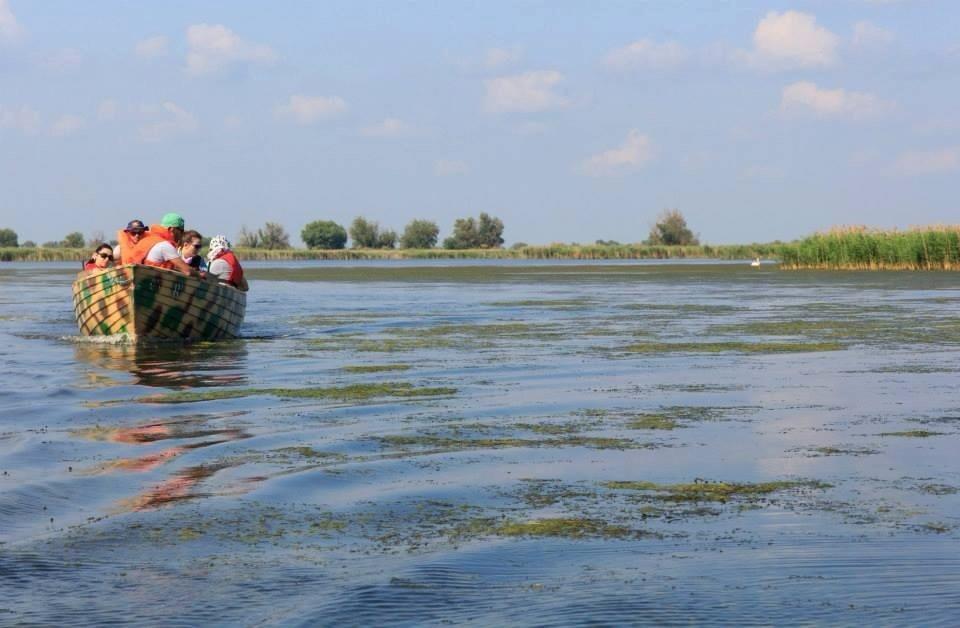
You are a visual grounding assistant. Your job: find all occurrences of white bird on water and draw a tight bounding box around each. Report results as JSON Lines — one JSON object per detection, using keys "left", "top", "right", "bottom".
{"left": 750, "top": 257, "right": 761, "bottom": 267}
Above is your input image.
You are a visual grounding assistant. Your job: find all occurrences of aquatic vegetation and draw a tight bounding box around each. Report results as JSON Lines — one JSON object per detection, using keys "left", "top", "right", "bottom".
{"left": 878, "top": 430, "right": 946, "bottom": 438}
{"left": 917, "top": 484, "right": 959, "bottom": 496}
{"left": 485, "top": 298, "right": 595, "bottom": 308}
{"left": 622, "top": 303, "right": 743, "bottom": 314}
{"left": 130, "top": 382, "right": 456, "bottom": 404}
{"left": 626, "top": 414, "right": 682, "bottom": 430}
{"left": 778, "top": 225, "right": 960, "bottom": 271}
{"left": 622, "top": 341, "right": 844, "bottom": 354}
{"left": 603, "top": 479, "right": 831, "bottom": 502}
{"left": 377, "top": 433, "right": 643, "bottom": 451}
{"left": 496, "top": 518, "right": 634, "bottom": 539}
{"left": 802, "top": 446, "right": 881, "bottom": 457}
{"left": 341, "top": 364, "right": 412, "bottom": 373}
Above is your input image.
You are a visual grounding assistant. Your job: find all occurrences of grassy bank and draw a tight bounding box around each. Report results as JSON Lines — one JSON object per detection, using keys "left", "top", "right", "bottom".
{"left": 778, "top": 226, "right": 960, "bottom": 270}
{"left": 0, "top": 243, "right": 781, "bottom": 262}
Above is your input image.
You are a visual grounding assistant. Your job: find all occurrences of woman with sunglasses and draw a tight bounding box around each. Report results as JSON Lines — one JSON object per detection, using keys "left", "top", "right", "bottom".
{"left": 84, "top": 243, "right": 115, "bottom": 273}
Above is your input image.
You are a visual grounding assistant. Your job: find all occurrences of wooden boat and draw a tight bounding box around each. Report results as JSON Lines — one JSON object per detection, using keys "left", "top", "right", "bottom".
{"left": 72, "top": 264, "right": 246, "bottom": 341}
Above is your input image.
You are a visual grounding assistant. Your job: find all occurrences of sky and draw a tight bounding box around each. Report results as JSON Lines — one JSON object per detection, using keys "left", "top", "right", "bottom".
{"left": 0, "top": 0, "right": 958, "bottom": 246}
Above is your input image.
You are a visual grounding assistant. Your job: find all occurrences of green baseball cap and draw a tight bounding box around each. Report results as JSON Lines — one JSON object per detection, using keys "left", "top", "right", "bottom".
{"left": 160, "top": 212, "right": 185, "bottom": 228}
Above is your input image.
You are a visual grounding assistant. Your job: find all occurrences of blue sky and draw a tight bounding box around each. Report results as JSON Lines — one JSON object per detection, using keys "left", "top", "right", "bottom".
{"left": 0, "top": 0, "right": 957, "bottom": 245}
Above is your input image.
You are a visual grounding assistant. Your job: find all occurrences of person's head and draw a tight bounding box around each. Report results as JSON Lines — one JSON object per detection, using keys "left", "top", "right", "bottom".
{"left": 160, "top": 213, "right": 185, "bottom": 244}
{"left": 93, "top": 243, "right": 114, "bottom": 269}
{"left": 124, "top": 219, "right": 147, "bottom": 242}
{"left": 207, "top": 234, "right": 232, "bottom": 262}
{"left": 181, "top": 230, "right": 203, "bottom": 256}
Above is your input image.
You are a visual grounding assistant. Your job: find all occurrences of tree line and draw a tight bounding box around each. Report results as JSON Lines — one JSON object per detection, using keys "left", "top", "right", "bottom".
{"left": 299, "top": 213, "right": 504, "bottom": 250}
{"left": 0, "top": 209, "right": 701, "bottom": 250}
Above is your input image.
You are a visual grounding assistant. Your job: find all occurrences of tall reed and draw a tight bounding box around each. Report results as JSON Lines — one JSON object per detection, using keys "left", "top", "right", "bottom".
{"left": 777, "top": 226, "right": 960, "bottom": 270}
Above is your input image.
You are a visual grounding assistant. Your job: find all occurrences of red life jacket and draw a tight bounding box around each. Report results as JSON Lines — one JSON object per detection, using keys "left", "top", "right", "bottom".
{"left": 213, "top": 250, "right": 244, "bottom": 288}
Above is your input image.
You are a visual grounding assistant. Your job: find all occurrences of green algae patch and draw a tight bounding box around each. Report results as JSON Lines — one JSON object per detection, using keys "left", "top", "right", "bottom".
{"left": 274, "top": 447, "right": 345, "bottom": 460}
{"left": 622, "top": 341, "right": 844, "bottom": 354}
{"left": 496, "top": 517, "right": 633, "bottom": 539}
{"left": 377, "top": 434, "right": 641, "bottom": 451}
{"left": 341, "top": 364, "right": 412, "bottom": 373}
{"left": 804, "top": 446, "right": 880, "bottom": 457}
{"left": 878, "top": 430, "right": 945, "bottom": 438}
{"left": 918, "top": 484, "right": 959, "bottom": 496}
{"left": 512, "top": 421, "right": 589, "bottom": 435}
{"left": 622, "top": 303, "right": 743, "bottom": 314}
{"left": 132, "top": 382, "right": 456, "bottom": 404}
{"left": 486, "top": 298, "right": 595, "bottom": 308}
{"left": 627, "top": 414, "right": 682, "bottom": 430}
{"left": 603, "top": 479, "right": 831, "bottom": 502}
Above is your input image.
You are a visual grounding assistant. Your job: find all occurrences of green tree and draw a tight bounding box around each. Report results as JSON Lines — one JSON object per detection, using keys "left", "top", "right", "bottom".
{"left": 400, "top": 219, "right": 439, "bottom": 249}
{"left": 21, "top": 240, "right": 36, "bottom": 248}
{"left": 477, "top": 212, "right": 505, "bottom": 248}
{"left": 0, "top": 228, "right": 18, "bottom": 247}
{"left": 62, "top": 232, "right": 85, "bottom": 248}
{"left": 257, "top": 222, "right": 290, "bottom": 249}
{"left": 349, "top": 217, "right": 380, "bottom": 248}
{"left": 377, "top": 228, "right": 397, "bottom": 249}
{"left": 645, "top": 209, "right": 699, "bottom": 246}
{"left": 301, "top": 220, "right": 347, "bottom": 249}
{"left": 236, "top": 225, "right": 260, "bottom": 248}
{"left": 443, "top": 213, "right": 505, "bottom": 249}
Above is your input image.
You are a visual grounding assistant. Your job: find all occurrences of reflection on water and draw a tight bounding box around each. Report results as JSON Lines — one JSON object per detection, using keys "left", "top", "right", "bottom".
{"left": 72, "top": 339, "right": 249, "bottom": 388}
{"left": 2, "top": 261, "right": 960, "bottom": 625}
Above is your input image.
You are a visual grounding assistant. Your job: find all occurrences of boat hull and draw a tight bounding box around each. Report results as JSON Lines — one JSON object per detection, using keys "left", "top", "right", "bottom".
{"left": 72, "top": 264, "right": 246, "bottom": 341}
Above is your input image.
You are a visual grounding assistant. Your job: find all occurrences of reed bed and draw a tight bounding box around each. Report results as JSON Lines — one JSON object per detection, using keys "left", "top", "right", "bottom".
{"left": 778, "top": 226, "right": 960, "bottom": 270}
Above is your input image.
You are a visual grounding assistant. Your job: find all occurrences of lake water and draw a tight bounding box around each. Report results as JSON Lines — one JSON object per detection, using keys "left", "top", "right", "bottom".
{"left": 2, "top": 260, "right": 959, "bottom": 625}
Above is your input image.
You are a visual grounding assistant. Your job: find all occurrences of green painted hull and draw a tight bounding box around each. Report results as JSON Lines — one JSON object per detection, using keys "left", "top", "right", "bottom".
{"left": 72, "top": 264, "right": 246, "bottom": 341}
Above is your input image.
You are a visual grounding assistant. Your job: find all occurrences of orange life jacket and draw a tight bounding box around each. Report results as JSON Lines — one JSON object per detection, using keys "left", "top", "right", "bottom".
{"left": 212, "top": 250, "right": 244, "bottom": 288}
{"left": 117, "top": 225, "right": 178, "bottom": 269}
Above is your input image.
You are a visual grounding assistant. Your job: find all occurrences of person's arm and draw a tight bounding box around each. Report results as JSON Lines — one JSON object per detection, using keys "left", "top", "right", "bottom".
{"left": 168, "top": 256, "right": 199, "bottom": 276}
{"left": 237, "top": 276, "right": 249, "bottom": 292}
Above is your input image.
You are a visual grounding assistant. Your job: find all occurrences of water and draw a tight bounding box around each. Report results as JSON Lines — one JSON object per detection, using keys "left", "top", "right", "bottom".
{"left": 2, "top": 260, "right": 959, "bottom": 625}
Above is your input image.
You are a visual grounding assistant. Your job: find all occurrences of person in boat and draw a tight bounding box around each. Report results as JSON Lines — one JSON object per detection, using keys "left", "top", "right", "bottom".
{"left": 117, "top": 213, "right": 199, "bottom": 276}
{"left": 113, "top": 219, "right": 147, "bottom": 263}
{"left": 206, "top": 234, "right": 248, "bottom": 291}
{"left": 179, "top": 229, "right": 207, "bottom": 271}
{"left": 83, "top": 243, "right": 115, "bottom": 273}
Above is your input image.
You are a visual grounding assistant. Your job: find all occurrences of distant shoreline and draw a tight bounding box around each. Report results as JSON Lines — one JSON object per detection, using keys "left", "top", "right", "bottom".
{"left": 2, "top": 243, "right": 778, "bottom": 263}
{"left": 4, "top": 227, "right": 960, "bottom": 270}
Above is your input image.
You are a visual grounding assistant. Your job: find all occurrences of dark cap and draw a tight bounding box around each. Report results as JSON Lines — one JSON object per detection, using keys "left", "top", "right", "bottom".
{"left": 124, "top": 219, "right": 146, "bottom": 233}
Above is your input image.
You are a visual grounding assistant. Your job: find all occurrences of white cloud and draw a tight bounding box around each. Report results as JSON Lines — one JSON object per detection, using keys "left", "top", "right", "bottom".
{"left": 484, "top": 70, "right": 568, "bottom": 113}
{"left": 275, "top": 95, "right": 347, "bottom": 124}
{"left": 138, "top": 102, "right": 197, "bottom": 142}
{"left": 0, "top": 0, "right": 23, "bottom": 44}
{"left": 582, "top": 129, "right": 654, "bottom": 176}
{"left": 895, "top": 148, "right": 959, "bottom": 175}
{"left": 136, "top": 35, "right": 168, "bottom": 58}
{"left": 0, "top": 105, "right": 40, "bottom": 133}
{"left": 742, "top": 11, "right": 839, "bottom": 69}
{"left": 434, "top": 159, "right": 468, "bottom": 176}
{"left": 484, "top": 46, "right": 521, "bottom": 69}
{"left": 185, "top": 24, "right": 276, "bottom": 76}
{"left": 780, "top": 81, "right": 892, "bottom": 119}
{"left": 361, "top": 118, "right": 411, "bottom": 137}
{"left": 603, "top": 39, "right": 688, "bottom": 70}
{"left": 49, "top": 114, "right": 84, "bottom": 137}
{"left": 97, "top": 99, "right": 119, "bottom": 121}
{"left": 852, "top": 21, "right": 894, "bottom": 47}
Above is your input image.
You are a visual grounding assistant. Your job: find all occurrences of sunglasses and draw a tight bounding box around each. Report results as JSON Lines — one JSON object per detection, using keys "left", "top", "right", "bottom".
{"left": 98, "top": 252, "right": 113, "bottom": 260}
